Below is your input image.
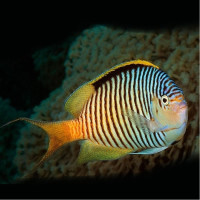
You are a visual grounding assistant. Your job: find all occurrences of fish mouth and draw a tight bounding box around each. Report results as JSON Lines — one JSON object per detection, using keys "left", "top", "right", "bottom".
{"left": 180, "top": 105, "right": 187, "bottom": 110}
{"left": 179, "top": 101, "right": 188, "bottom": 110}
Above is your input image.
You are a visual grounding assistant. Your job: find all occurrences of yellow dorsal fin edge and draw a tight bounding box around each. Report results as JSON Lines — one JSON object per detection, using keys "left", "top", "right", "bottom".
{"left": 89, "top": 59, "right": 159, "bottom": 84}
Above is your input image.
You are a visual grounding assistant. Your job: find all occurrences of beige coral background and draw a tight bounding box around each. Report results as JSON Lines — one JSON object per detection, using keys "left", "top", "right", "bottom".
{"left": 15, "top": 25, "right": 199, "bottom": 179}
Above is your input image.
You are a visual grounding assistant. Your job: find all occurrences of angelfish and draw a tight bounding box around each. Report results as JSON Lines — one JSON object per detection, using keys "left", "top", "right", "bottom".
{"left": 2, "top": 60, "right": 188, "bottom": 168}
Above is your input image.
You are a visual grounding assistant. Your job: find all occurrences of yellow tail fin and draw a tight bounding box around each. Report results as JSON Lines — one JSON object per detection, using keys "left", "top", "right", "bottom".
{"left": 1, "top": 117, "right": 81, "bottom": 178}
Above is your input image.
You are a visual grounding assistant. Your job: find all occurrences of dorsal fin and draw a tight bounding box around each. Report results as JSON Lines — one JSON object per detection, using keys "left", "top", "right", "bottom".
{"left": 65, "top": 60, "right": 158, "bottom": 118}
{"left": 90, "top": 60, "right": 159, "bottom": 89}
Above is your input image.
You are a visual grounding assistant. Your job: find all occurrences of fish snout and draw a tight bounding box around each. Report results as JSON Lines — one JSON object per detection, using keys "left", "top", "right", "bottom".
{"left": 179, "top": 100, "right": 188, "bottom": 110}
{"left": 178, "top": 100, "right": 188, "bottom": 125}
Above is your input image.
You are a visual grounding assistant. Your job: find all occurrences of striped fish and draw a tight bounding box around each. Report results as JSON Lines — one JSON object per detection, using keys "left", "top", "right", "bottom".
{"left": 1, "top": 60, "right": 188, "bottom": 170}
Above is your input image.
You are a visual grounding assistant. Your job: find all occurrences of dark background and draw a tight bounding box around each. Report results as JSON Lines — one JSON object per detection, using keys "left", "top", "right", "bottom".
{"left": 0, "top": 1, "right": 199, "bottom": 110}
{"left": 0, "top": 1, "right": 199, "bottom": 199}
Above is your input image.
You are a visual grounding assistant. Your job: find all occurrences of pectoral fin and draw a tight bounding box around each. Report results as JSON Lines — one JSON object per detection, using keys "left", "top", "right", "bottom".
{"left": 129, "top": 146, "right": 168, "bottom": 155}
{"left": 76, "top": 140, "right": 133, "bottom": 165}
{"left": 124, "top": 109, "right": 169, "bottom": 133}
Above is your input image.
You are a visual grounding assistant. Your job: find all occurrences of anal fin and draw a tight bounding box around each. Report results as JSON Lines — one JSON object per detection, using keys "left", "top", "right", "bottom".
{"left": 123, "top": 108, "right": 169, "bottom": 134}
{"left": 76, "top": 140, "right": 133, "bottom": 165}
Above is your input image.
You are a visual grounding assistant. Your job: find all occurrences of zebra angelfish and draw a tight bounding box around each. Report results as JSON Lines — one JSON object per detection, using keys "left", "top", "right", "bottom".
{"left": 1, "top": 60, "right": 188, "bottom": 169}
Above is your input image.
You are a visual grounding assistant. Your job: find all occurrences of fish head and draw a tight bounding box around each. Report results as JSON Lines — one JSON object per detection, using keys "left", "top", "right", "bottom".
{"left": 152, "top": 88, "right": 188, "bottom": 143}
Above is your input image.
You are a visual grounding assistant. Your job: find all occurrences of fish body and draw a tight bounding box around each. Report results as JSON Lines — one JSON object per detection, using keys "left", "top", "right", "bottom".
{"left": 1, "top": 60, "right": 188, "bottom": 168}
{"left": 74, "top": 60, "right": 187, "bottom": 149}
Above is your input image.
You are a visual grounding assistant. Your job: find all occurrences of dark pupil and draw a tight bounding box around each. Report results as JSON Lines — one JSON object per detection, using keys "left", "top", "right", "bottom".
{"left": 163, "top": 98, "right": 167, "bottom": 103}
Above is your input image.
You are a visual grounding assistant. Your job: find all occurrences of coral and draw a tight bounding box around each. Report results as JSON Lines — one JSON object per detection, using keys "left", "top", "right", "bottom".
{"left": 14, "top": 25, "right": 199, "bottom": 179}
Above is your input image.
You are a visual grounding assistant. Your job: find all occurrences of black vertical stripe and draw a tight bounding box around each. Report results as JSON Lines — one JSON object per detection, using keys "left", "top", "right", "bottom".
{"left": 168, "top": 90, "right": 182, "bottom": 98}
{"left": 156, "top": 71, "right": 163, "bottom": 98}
{"left": 129, "top": 69, "right": 143, "bottom": 148}
{"left": 108, "top": 80, "right": 123, "bottom": 148}
{"left": 119, "top": 73, "right": 139, "bottom": 149}
{"left": 121, "top": 73, "right": 135, "bottom": 149}
{"left": 159, "top": 72, "right": 167, "bottom": 96}
{"left": 160, "top": 75, "right": 169, "bottom": 95}
{"left": 148, "top": 67, "right": 154, "bottom": 119}
{"left": 141, "top": 67, "right": 148, "bottom": 117}
{"left": 100, "top": 85, "right": 112, "bottom": 147}
{"left": 140, "top": 68, "right": 152, "bottom": 148}
{"left": 141, "top": 67, "right": 153, "bottom": 147}
{"left": 123, "top": 72, "right": 138, "bottom": 149}
{"left": 96, "top": 88, "right": 107, "bottom": 146}
{"left": 144, "top": 67, "right": 151, "bottom": 119}
{"left": 90, "top": 94, "right": 100, "bottom": 144}
{"left": 86, "top": 97, "right": 94, "bottom": 141}
{"left": 80, "top": 112, "right": 85, "bottom": 139}
{"left": 113, "top": 76, "right": 127, "bottom": 145}
{"left": 154, "top": 133, "right": 162, "bottom": 147}
{"left": 165, "top": 84, "right": 176, "bottom": 95}
{"left": 158, "top": 99, "right": 162, "bottom": 108}
{"left": 138, "top": 67, "right": 151, "bottom": 148}
{"left": 157, "top": 132, "right": 166, "bottom": 146}
{"left": 117, "top": 74, "right": 130, "bottom": 148}
{"left": 132, "top": 69, "right": 145, "bottom": 147}
{"left": 153, "top": 70, "right": 161, "bottom": 98}
{"left": 126, "top": 70, "right": 140, "bottom": 148}
{"left": 138, "top": 67, "right": 146, "bottom": 117}
{"left": 104, "top": 82, "right": 116, "bottom": 147}
{"left": 160, "top": 72, "right": 168, "bottom": 86}
{"left": 159, "top": 71, "right": 167, "bottom": 82}
{"left": 151, "top": 68, "right": 157, "bottom": 97}
{"left": 135, "top": 68, "right": 147, "bottom": 147}
{"left": 150, "top": 133, "right": 158, "bottom": 148}
{"left": 84, "top": 100, "right": 90, "bottom": 139}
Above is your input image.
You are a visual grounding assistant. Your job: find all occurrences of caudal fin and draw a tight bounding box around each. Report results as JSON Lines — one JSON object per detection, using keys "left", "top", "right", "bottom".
{"left": 1, "top": 117, "right": 81, "bottom": 178}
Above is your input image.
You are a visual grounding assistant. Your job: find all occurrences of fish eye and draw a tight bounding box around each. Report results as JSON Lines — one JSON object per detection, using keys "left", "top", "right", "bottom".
{"left": 161, "top": 95, "right": 169, "bottom": 105}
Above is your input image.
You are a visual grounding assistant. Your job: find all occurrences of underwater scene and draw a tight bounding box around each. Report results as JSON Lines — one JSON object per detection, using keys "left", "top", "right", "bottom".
{"left": 0, "top": 21, "right": 199, "bottom": 198}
